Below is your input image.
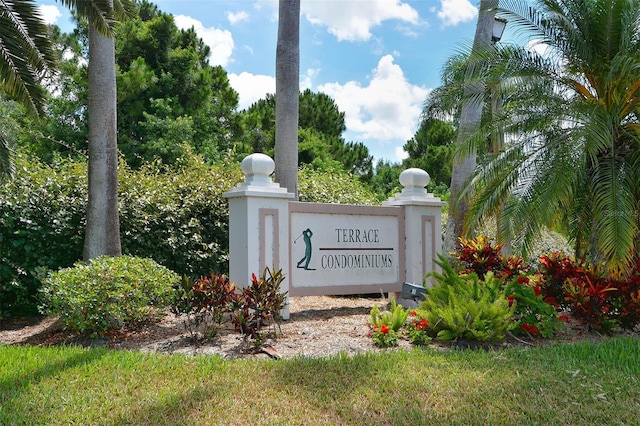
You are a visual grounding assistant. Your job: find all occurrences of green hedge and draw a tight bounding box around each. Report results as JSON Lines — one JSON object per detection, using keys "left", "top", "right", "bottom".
{"left": 0, "top": 155, "right": 242, "bottom": 317}
{"left": 0, "top": 154, "right": 379, "bottom": 317}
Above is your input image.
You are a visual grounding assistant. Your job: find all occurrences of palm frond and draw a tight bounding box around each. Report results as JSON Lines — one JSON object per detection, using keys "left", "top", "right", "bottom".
{"left": 56, "top": 0, "right": 136, "bottom": 36}
{"left": 0, "top": 0, "right": 56, "bottom": 115}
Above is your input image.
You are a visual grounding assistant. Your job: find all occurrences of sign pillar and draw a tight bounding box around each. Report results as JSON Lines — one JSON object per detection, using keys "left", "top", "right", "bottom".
{"left": 383, "top": 168, "right": 446, "bottom": 287}
{"left": 223, "top": 153, "right": 295, "bottom": 318}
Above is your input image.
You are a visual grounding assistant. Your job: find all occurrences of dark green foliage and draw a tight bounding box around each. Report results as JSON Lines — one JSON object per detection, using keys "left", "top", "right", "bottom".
{"left": 236, "top": 91, "right": 373, "bottom": 177}
{"left": 0, "top": 156, "right": 87, "bottom": 317}
{"left": 118, "top": 155, "right": 243, "bottom": 277}
{"left": 402, "top": 118, "right": 455, "bottom": 186}
{"left": 0, "top": 154, "right": 242, "bottom": 318}
{"left": 30, "top": 1, "right": 241, "bottom": 167}
{"left": 39, "top": 255, "right": 179, "bottom": 334}
{"left": 0, "top": 151, "right": 369, "bottom": 318}
{"left": 298, "top": 165, "right": 378, "bottom": 205}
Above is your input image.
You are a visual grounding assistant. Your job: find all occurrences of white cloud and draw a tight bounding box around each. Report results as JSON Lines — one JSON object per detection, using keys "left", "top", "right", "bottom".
{"left": 318, "top": 55, "right": 430, "bottom": 148}
{"left": 228, "top": 72, "right": 275, "bottom": 110}
{"left": 173, "top": 15, "right": 234, "bottom": 67}
{"left": 302, "top": 0, "right": 422, "bottom": 41}
{"left": 437, "top": 0, "right": 477, "bottom": 27}
{"left": 37, "top": 4, "right": 61, "bottom": 25}
{"left": 229, "top": 67, "right": 318, "bottom": 110}
{"left": 227, "top": 11, "right": 249, "bottom": 25}
{"left": 394, "top": 146, "right": 409, "bottom": 162}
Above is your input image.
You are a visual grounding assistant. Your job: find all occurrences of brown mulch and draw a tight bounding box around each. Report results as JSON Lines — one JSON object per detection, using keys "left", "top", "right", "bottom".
{"left": 0, "top": 295, "right": 631, "bottom": 360}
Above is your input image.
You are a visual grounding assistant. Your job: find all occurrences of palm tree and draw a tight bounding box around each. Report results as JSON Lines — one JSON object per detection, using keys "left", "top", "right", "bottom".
{"left": 275, "top": 0, "right": 300, "bottom": 198}
{"left": 1, "top": 0, "right": 133, "bottom": 258}
{"left": 58, "top": 0, "right": 134, "bottom": 259}
{"left": 0, "top": 0, "right": 56, "bottom": 179}
{"left": 456, "top": 0, "right": 640, "bottom": 276}
{"left": 444, "top": 0, "right": 498, "bottom": 254}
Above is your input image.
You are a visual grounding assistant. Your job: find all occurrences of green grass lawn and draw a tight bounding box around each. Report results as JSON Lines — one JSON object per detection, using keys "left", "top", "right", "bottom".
{"left": 1, "top": 338, "right": 639, "bottom": 425}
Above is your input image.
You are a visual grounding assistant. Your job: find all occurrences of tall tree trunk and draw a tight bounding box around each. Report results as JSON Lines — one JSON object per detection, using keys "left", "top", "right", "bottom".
{"left": 275, "top": 0, "right": 300, "bottom": 199}
{"left": 444, "top": 0, "right": 497, "bottom": 254}
{"left": 84, "top": 21, "right": 121, "bottom": 260}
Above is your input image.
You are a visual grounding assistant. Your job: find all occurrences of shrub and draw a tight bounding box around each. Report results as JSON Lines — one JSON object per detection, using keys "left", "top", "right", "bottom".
{"left": 229, "top": 267, "right": 288, "bottom": 348}
{"left": 454, "top": 235, "right": 529, "bottom": 280}
{"left": 420, "top": 258, "right": 516, "bottom": 342}
{"left": 537, "top": 253, "right": 640, "bottom": 333}
{"left": 0, "top": 153, "right": 378, "bottom": 318}
{"left": 171, "top": 273, "right": 236, "bottom": 340}
{"left": 39, "top": 256, "right": 180, "bottom": 334}
{"left": 0, "top": 156, "right": 86, "bottom": 318}
{"left": 503, "top": 275, "right": 563, "bottom": 338}
{"left": 298, "top": 166, "right": 378, "bottom": 205}
{"left": 368, "top": 299, "right": 409, "bottom": 347}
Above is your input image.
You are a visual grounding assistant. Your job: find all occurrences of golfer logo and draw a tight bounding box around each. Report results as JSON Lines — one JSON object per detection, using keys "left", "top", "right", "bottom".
{"left": 295, "top": 228, "right": 315, "bottom": 270}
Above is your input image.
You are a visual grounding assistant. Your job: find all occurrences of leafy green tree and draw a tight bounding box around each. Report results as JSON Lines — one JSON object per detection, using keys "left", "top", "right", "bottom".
{"left": 402, "top": 118, "right": 455, "bottom": 186}
{"left": 238, "top": 90, "right": 372, "bottom": 177}
{"left": 369, "top": 159, "right": 403, "bottom": 201}
{"left": 456, "top": 0, "right": 640, "bottom": 276}
{"left": 28, "top": 1, "right": 240, "bottom": 168}
{"left": 115, "top": 1, "right": 240, "bottom": 167}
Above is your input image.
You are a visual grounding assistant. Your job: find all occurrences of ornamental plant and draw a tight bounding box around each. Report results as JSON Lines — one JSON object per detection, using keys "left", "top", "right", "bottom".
{"left": 369, "top": 323, "right": 399, "bottom": 347}
{"left": 503, "top": 275, "right": 563, "bottom": 338}
{"left": 369, "top": 298, "right": 409, "bottom": 332}
{"left": 537, "top": 253, "right": 640, "bottom": 333}
{"left": 420, "top": 257, "right": 516, "bottom": 342}
{"left": 40, "top": 256, "right": 180, "bottom": 335}
{"left": 405, "top": 310, "right": 432, "bottom": 346}
{"left": 171, "top": 273, "right": 236, "bottom": 341}
{"left": 368, "top": 298, "right": 409, "bottom": 348}
{"left": 229, "top": 267, "right": 288, "bottom": 349}
{"left": 454, "top": 235, "right": 529, "bottom": 280}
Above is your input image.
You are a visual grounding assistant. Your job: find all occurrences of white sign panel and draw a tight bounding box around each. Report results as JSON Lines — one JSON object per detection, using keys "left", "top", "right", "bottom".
{"left": 289, "top": 203, "right": 404, "bottom": 296}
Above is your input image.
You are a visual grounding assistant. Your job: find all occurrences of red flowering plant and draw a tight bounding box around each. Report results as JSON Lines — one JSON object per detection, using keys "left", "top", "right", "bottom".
{"left": 608, "top": 260, "right": 640, "bottom": 329}
{"left": 563, "top": 272, "right": 618, "bottom": 333}
{"left": 369, "top": 323, "right": 399, "bottom": 347}
{"left": 404, "top": 310, "right": 432, "bottom": 346}
{"left": 368, "top": 299, "right": 408, "bottom": 347}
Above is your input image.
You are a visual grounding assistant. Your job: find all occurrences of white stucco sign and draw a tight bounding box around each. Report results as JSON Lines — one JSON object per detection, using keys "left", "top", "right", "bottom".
{"left": 289, "top": 203, "right": 404, "bottom": 296}
{"left": 223, "top": 153, "right": 444, "bottom": 319}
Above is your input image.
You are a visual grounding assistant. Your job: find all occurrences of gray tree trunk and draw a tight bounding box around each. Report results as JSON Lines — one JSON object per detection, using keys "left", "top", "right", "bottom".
{"left": 275, "top": 0, "right": 300, "bottom": 199}
{"left": 84, "top": 21, "right": 122, "bottom": 260}
{"left": 444, "top": 0, "right": 497, "bottom": 254}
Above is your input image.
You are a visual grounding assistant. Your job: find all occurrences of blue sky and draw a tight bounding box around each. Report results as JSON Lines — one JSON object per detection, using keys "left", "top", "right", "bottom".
{"left": 37, "top": 0, "right": 484, "bottom": 163}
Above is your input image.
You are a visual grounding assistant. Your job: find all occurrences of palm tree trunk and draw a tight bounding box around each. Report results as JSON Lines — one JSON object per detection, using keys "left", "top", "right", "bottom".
{"left": 275, "top": 0, "right": 300, "bottom": 199}
{"left": 444, "top": 0, "right": 497, "bottom": 254}
{"left": 84, "top": 21, "right": 122, "bottom": 260}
